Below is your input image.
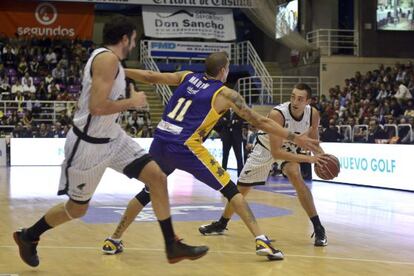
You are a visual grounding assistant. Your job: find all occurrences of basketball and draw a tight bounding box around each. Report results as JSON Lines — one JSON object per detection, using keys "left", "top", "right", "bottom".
{"left": 314, "top": 154, "right": 340, "bottom": 180}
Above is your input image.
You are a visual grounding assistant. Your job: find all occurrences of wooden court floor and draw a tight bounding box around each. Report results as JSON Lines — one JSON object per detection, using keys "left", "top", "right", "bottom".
{"left": 0, "top": 166, "right": 413, "bottom": 276}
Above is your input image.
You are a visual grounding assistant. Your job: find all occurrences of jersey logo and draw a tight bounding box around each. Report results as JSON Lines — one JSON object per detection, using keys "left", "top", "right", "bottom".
{"left": 77, "top": 183, "right": 86, "bottom": 191}
{"left": 216, "top": 167, "right": 225, "bottom": 177}
{"left": 198, "top": 129, "right": 207, "bottom": 137}
{"left": 209, "top": 158, "right": 218, "bottom": 166}
{"left": 187, "top": 86, "right": 201, "bottom": 95}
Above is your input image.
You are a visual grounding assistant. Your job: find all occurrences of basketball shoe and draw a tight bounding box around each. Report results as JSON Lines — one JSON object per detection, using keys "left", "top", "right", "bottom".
{"left": 255, "top": 237, "right": 284, "bottom": 260}
{"left": 166, "top": 236, "right": 209, "bottom": 264}
{"left": 312, "top": 227, "right": 328, "bottom": 246}
{"left": 198, "top": 221, "right": 227, "bottom": 235}
{"left": 102, "top": 237, "right": 124, "bottom": 255}
{"left": 13, "top": 228, "right": 40, "bottom": 267}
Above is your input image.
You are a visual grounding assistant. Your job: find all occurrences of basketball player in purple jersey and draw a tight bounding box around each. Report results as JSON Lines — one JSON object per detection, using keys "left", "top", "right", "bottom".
{"left": 102, "top": 52, "right": 319, "bottom": 260}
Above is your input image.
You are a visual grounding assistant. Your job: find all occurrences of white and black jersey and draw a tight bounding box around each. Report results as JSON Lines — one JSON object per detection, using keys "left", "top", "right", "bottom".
{"left": 58, "top": 48, "right": 150, "bottom": 202}
{"left": 73, "top": 48, "right": 126, "bottom": 139}
{"left": 238, "top": 102, "right": 313, "bottom": 186}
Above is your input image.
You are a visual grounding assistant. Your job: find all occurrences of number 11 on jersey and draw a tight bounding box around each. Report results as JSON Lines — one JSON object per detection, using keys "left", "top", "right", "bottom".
{"left": 167, "top": 97, "right": 192, "bottom": 122}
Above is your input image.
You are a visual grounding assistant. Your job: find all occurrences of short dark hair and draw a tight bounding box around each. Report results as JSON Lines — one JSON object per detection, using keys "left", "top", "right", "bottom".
{"left": 294, "top": 83, "right": 312, "bottom": 99}
{"left": 103, "top": 15, "right": 136, "bottom": 45}
{"left": 205, "top": 52, "right": 229, "bottom": 77}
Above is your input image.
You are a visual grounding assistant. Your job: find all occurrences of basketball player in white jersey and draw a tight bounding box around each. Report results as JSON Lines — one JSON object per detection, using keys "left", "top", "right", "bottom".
{"left": 199, "top": 83, "right": 329, "bottom": 246}
{"left": 13, "top": 15, "right": 208, "bottom": 268}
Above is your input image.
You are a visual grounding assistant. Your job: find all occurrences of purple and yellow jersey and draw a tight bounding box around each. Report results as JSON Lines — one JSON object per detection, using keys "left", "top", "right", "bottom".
{"left": 152, "top": 71, "right": 231, "bottom": 189}
{"left": 154, "top": 72, "right": 225, "bottom": 145}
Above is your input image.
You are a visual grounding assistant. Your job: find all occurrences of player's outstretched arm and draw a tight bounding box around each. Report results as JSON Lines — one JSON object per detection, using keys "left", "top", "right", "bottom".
{"left": 217, "top": 88, "right": 319, "bottom": 152}
{"left": 125, "top": 69, "right": 189, "bottom": 86}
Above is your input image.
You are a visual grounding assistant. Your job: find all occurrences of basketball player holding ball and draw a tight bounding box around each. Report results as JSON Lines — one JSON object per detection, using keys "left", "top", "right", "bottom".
{"left": 199, "top": 83, "right": 331, "bottom": 247}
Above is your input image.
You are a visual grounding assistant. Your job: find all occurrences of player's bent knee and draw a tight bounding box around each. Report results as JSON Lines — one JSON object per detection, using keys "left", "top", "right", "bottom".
{"left": 137, "top": 161, "right": 168, "bottom": 188}
{"left": 220, "top": 181, "right": 240, "bottom": 201}
{"left": 283, "top": 164, "right": 301, "bottom": 178}
{"left": 285, "top": 170, "right": 302, "bottom": 180}
{"left": 66, "top": 200, "right": 89, "bottom": 219}
{"left": 124, "top": 154, "right": 153, "bottom": 180}
{"left": 146, "top": 171, "right": 167, "bottom": 188}
{"left": 237, "top": 185, "right": 251, "bottom": 196}
{"left": 157, "top": 172, "right": 167, "bottom": 185}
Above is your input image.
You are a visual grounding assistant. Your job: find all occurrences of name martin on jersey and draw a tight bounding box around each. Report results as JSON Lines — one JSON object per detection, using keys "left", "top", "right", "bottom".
{"left": 186, "top": 75, "right": 210, "bottom": 95}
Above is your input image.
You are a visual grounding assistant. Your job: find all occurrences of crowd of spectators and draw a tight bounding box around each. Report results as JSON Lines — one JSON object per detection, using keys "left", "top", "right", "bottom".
{"left": 1, "top": 35, "right": 413, "bottom": 144}
{"left": 0, "top": 35, "right": 153, "bottom": 138}
{"left": 0, "top": 35, "right": 90, "bottom": 134}
{"left": 1, "top": 107, "right": 153, "bottom": 139}
{"left": 315, "top": 61, "right": 414, "bottom": 144}
{"left": 119, "top": 109, "right": 153, "bottom": 138}
{"left": 0, "top": 35, "right": 89, "bottom": 102}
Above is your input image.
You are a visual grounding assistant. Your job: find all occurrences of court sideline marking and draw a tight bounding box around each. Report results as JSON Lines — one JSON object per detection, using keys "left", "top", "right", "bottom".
{"left": 1, "top": 245, "right": 413, "bottom": 266}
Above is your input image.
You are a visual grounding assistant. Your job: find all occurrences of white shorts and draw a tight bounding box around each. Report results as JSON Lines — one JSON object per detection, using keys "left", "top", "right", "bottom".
{"left": 238, "top": 142, "right": 299, "bottom": 186}
{"left": 58, "top": 128, "right": 150, "bottom": 202}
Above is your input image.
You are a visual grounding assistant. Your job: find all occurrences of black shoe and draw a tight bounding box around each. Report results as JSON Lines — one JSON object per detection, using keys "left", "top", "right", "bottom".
{"left": 312, "top": 227, "right": 328, "bottom": 247}
{"left": 13, "top": 228, "right": 39, "bottom": 267}
{"left": 166, "top": 237, "right": 209, "bottom": 264}
{"left": 198, "top": 221, "right": 227, "bottom": 235}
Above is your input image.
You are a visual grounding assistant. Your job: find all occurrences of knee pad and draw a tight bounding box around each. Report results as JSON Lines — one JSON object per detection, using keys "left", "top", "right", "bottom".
{"left": 135, "top": 186, "right": 151, "bottom": 206}
{"left": 220, "top": 181, "right": 240, "bottom": 201}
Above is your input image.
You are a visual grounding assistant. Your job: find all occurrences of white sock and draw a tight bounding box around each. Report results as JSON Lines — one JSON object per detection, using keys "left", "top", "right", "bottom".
{"left": 255, "top": 234, "right": 267, "bottom": 240}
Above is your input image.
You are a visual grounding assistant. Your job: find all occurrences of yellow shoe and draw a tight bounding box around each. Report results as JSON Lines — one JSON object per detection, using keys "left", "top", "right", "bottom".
{"left": 255, "top": 237, "right": 284, "bottom": 261}
{"left": 102, "top": 238, "right": 124, "bottom": 255}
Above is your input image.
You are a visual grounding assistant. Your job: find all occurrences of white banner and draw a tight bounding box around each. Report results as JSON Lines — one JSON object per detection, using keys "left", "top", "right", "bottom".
{"left": 10, "top": 138, "right": 237, "bottom": 169}
{"left": 314, "top": 143, "right": 414, "bottom": 191}
{"left": 148, "top": 40, "right": 231, "bottom": 59}
{"left": 0, "top": 138, "right": 6, "bottom": 166}
{"left": 49, "top": 0, "right": 255, "bottom": 8}
{"left": 142, "top": 6, "right": 236, "bottom": 41}
{"left": 11, "top": 138, "right": 66, "bottom": 166}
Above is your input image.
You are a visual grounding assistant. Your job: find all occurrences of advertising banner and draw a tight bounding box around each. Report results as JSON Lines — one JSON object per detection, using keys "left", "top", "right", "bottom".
{"left": 49, "top": 0, "right": 255, "bottom": 8}
{"left": 0, "top": 1, "right": 94, "bottom": 39}
{"left": 314, "top": 143, "right": 414, "bottom": 191}
{"left": 148, "top": 40, "right": 231, "bottom": 59}
{"left": 10, "top": 138, "right": 237, "bottom": 169}
{"left": 10, "top": 139, "right": 414, "bottom": 191}
{"left": 142, "top": 6, "right": 236, "bottom": 41}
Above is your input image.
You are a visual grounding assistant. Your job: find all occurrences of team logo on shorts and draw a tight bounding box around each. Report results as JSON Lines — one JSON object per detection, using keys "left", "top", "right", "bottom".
{"left": 216, "top": 167, "right": 225, "bottom": 177}
{"left": 77, "top": 183, "right": 86, "bottom": 191}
